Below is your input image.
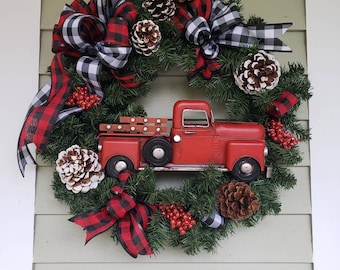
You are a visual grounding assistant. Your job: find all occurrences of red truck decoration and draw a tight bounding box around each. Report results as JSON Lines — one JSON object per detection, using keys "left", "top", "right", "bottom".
{"left": 98, "top": 100, "right": 269, "bottom": 182}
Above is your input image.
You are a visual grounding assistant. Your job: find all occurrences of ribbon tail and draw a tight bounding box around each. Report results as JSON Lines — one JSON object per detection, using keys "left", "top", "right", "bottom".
{"left": 116, "top": 214, "right": 153, "bottom": 258}
{"left": 17, "top": 54, "right": 72, "bottom": 176}
{"left": 247, "top": 23, "right": 292, "bottom": 52}
{"left": 17, "top": 81, "right": 53, "bottom": 176}
{"left": 17, "top": 144, "right": 37, "bottom": 177}
{"left": 69, "top": 207, "right": 117, "bottom": 244}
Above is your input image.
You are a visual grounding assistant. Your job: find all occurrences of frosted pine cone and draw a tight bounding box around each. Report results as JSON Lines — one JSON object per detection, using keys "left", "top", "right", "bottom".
{"left": 143, "top": 0, "right": 176, "bottom": 21}
{"left": 131, "top": 20, "right": 162, "bottom": 56}
{"left": 234, "top": 50, "right": 281, "bottom": 95}
{"left": 216, "top": 180, "right": 260, "bottom": 220}
{"left": 56, "top": 145, "right": 105, "bottom": 194}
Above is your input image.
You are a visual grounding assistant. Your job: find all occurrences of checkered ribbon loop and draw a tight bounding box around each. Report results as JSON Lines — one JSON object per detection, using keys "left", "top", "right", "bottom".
{"left": 201, "top": 209, "right": 225, "bottom": 229}
{"left": 173, "top": 0, "right": 292, "bottom": 79}
{"left": 69, "top": 171, "right": 155, "bottom": 258}
{"left": 185, "top": 17, "right": 220, "bottom": 59}
{"left": 17, "top": 0, "right": 141, "bottom": 177}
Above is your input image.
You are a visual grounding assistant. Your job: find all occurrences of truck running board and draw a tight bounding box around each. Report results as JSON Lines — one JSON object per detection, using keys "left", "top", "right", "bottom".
{"left": 138, "top": 164, "right": 272, "bottom": 178}
{"left": 138, "top": 164, "right": 229, "bottom": 172}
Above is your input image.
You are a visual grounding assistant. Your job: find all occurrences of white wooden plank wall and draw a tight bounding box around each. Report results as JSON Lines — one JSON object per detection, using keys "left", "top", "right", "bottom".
{"left": 34, "top": 0, "right": 312, "bottom": 269}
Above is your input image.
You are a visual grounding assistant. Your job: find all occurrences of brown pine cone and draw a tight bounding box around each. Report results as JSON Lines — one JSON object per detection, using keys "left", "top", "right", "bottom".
{"left": 216, "top": 180, "right": 260, "bottom": 220}
{"left": 234, "top": 50, "right": 281, "bottom": 95}
{"left": 143, "top": 0, "right": 176, "bottom": 21}
{"left": 56, "top": 145, "right": 105, "bottom": 193}
{"left": 131, "top": 19, "right": 162, "bottom": 56}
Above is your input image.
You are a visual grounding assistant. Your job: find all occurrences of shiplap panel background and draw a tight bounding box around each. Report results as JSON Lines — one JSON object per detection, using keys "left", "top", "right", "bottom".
{"left": 34, "top": 0, "right": 312, "bottom": 269}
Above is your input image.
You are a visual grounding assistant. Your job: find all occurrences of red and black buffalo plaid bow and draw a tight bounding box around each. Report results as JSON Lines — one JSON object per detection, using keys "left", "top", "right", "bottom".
{"left": 173, "top": 0, "right": 292, "bottom": 79}
{"left": 17, "top": 0, "right": 141, "bottom": 176}
{"left": 69, "top": 171, "right": 155, "bottom": 258}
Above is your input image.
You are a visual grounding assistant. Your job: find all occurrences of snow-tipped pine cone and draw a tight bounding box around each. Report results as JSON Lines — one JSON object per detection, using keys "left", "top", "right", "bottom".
{"left": 216, "top": 180, "right": 260, "bottom": 220}
{"left": 56, "top": 145, "right": 105, "bottom": 193}
{"left": 131, "top": 19, "right": 162, "bottom": 56}
{"left": 234, "top": 50, "right": 281, "bottom": 95}
{"left": 143, "top": 0, "right": 176, "bottom": 21}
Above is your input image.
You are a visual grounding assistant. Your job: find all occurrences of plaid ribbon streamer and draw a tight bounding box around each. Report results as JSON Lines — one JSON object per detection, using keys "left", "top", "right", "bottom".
{"left": 266, "top": 91, "right": 299, "bottom": 118}
{"left": 69, "top": 171, "right": 155, "bottom": 258}
{"left": 201, "top": 209, "right": 225, "bottom": 229}
{"left": 17, "top": 53, "right": 73, "bottom": 175}
{"left": 173, "top": 0, "right": 292, "bottom": 78}
{"left": 17, "top": 0, "right": 140, "bottom": 176}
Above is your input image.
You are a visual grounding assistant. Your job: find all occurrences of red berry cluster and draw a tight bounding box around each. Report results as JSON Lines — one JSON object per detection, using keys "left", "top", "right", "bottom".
{"left": 266, "top": 119, "right": 298, "bottom": 149}
{"left": 66, "top": 86, "right": 101, "bottom": 110}
{"left": 159, "top": 204, "right": 196, "bottom": 235}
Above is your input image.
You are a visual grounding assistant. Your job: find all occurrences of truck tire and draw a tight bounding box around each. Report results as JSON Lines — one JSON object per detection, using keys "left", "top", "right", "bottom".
{"left": 106, "top": 155, "right": 134, "bottom": 178}
{"left": 232, "top": 157, "right": 261, "bottom": 182}
{"left": 142, "top": 137, "right": 173, "bottom": 167}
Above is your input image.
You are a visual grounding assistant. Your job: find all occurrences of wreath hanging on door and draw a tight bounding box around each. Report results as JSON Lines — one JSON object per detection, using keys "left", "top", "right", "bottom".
{"left": 17, "top": 0, "right": 311, "bottom": 258}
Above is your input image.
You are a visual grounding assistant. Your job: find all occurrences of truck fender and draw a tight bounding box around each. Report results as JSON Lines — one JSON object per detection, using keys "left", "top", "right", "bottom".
{"left": 99, "top": 138, "right": 140, "bottom": 171}
{"left": 225, "top": 141, "right": 266, "bottom": 172}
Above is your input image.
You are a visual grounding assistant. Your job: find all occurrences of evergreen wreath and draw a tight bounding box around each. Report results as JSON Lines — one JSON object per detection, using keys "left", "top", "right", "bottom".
{"left": 17, "top": 0, "right": 311, "bottom": 258}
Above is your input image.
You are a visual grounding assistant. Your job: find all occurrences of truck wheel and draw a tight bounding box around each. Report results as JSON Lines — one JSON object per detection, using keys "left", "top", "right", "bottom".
{"left": 232, "top": 157, "right": 260, "bottom": 182}
{"left": 106, "top": 155, "right": 134, "bottom": 178}
{"left": 142, "top": 137, "right": 172, "bottom": 167}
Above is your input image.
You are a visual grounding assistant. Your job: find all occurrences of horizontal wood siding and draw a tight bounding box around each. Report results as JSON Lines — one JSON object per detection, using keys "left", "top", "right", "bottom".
{"left": 34, "top": 0, "right": 312, "bottom": 269}
{"left": 35, "top": 264, "right": 312, "bottom": 270}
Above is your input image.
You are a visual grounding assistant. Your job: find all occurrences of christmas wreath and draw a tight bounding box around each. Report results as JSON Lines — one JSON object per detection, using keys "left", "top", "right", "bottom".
{"left": 17, "top": 0, "right": 311, "bottom": 258}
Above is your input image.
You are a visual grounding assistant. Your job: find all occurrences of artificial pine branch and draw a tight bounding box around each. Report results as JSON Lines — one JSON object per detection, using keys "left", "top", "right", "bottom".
{"left": 218, "top": 46, "right": 257, "bottom": 74}
{"left": 181, "top": 167, "right": 225, "bottom": 217}
{"left": 52, "top": 171, "right": 115, "bottom": 214}
{"left": 278, "top": 63, "right": 312, "bottom": 101}
{"left": 126, "top": 166, "right": 156, "bottom": 199}
{"left": 270, "top": 165, "right": 297, "bottom": 190}
{"left": 250, "top": 180, "right": 281, "bottom": 216}
{"left": 145, "top": 213, "right": 169, "bottom": 254}
{"left": 223, "top": 89, "right": 251, "bottom": 121}
{"left": 266, "top": 141, "right": 303, "bottom": 166}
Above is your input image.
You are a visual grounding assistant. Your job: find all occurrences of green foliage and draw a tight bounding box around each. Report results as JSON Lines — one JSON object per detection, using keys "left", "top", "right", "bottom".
{"left": 247, "top": 15, "right": 266, "bottom": 25}
{"left": 180, "top": 167, "right": 225, "bottom": 217}
{"left": 266, "top": 141, "right": 303, "bottom": 166}
{"left": 42, "top": 0, "right": 312, "bottom": 256}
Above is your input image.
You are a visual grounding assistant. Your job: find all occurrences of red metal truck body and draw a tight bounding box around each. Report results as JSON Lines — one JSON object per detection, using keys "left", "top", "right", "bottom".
{"left": 98, "top": 100, "right": 268, "bottom": 182}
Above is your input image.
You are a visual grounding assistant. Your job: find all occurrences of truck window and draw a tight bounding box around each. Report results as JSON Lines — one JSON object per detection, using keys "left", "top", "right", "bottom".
{"left": 182, "top": 109, "right": 209, "bottom": 127}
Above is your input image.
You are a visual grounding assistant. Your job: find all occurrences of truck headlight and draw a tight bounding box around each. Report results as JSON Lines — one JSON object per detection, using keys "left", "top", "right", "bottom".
{"left": 264, "top": 146, "right": 268, "bottom": 157}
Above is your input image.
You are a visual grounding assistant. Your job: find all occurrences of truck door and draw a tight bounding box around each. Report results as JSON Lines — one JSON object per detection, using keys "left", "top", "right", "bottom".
{"left": 171, "top": 109, "right": 213, "bottom": 164}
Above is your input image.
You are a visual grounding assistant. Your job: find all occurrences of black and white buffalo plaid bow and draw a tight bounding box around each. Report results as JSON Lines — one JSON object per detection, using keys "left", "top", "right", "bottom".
{"left": 173, "top": 0, "right": 292, "bottom": 79}
{"left": 17, "top": 0, "right": 140, "bottom": 176}
{"left": 69, "top": 171, "right": 156, "bottom": 258}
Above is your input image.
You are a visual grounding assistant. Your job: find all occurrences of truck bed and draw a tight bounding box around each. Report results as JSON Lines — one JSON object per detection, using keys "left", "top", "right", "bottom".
{"left": 99, "top": 116, "right": 169, "bottom": 136}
